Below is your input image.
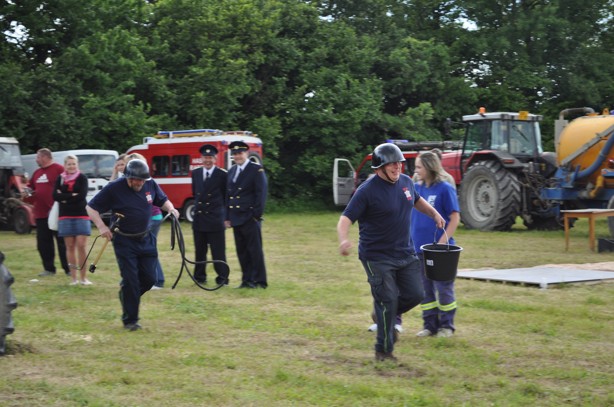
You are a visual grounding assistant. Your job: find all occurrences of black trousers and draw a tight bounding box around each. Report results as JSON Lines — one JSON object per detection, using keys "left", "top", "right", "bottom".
{"left": 361, "top": 256, "right": 424, "bottom": 354}
{"left": 193, "top": 229, "right": 228, "bottom": 283}
{"left": 35, "top": 218, "right": 69, "bottom": 274}
{"left": 114, "top": 233, "right": 157, "bottom": 325}
{"left": 232, "top": 219, "right": 267, "bottom": 286}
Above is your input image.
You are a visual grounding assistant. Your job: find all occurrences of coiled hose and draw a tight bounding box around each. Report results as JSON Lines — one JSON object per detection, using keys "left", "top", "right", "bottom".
{"left": 84, "top": 213, "right": 228, "bottom": 291}
{"left": 167, "top": 214, "right": 228, "bottom": 291}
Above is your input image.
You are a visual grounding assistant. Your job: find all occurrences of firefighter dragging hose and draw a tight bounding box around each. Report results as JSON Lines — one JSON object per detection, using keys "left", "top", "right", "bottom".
{"left": 85, "top": 159, "right": 180, "bottom": 331}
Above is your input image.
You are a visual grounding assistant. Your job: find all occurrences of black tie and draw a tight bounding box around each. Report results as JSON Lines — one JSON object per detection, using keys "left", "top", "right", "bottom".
{"left": 234, "top": 168, "right": 241, "bottom": 182}
{"left": 205, "top": 171, "right": 210, "bottom": 181}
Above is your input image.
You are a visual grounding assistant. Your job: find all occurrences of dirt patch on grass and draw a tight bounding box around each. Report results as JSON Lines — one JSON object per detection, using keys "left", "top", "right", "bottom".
{"left": 3, "top": 340, "right": 37, "bottom": 355}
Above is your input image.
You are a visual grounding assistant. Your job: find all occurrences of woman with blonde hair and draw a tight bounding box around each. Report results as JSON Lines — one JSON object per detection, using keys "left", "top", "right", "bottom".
{"left": 411, "top": 151, "right": 460, "bottom": 337}
{"left": 53, "top": 155, "right": 92, "bottom": 285}
{"left": 110, "top": 153, "right": 127, "bottom": 181}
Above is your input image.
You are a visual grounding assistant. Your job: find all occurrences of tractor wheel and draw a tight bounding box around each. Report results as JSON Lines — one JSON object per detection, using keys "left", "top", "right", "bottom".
{"left": 460, "top": 161, "right": 521, "bottom": 231}
{"left": 182, "top": 199, "right": 195, "bottom": 223}
{"left": 0, "top": 252, "right": 17, "bottom": 355}
{"left": 608, "top": 196, "right": 614, "bottom": 238}
{"left": 13, "top": 207, "right": 31, "bottom": 234}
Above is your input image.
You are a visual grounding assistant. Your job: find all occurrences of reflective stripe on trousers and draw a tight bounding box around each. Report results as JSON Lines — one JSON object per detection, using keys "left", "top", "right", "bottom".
{"left": 362, "top": 256, "right": 423, "bottom": 353}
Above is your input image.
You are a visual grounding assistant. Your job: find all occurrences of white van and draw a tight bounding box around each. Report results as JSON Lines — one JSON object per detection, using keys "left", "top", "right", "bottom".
{"left": 22, "top": 149, "right": 119, "bottom": 202}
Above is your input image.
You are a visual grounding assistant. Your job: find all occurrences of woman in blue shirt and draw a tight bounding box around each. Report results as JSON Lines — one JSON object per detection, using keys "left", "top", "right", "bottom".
{"left": 411, "top": 151, "right": 460, "bottom": 338}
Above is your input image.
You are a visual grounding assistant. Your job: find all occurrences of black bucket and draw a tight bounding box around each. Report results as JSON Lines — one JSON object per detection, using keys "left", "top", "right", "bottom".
{"left": 420, "top": 242, "right": 463, "bottom": 281}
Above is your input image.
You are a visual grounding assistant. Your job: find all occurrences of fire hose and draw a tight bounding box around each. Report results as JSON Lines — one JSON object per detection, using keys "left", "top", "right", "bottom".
{"left": 88, "top": 239, "right": 109, "bottom": 273}
{"left": 82, "top": 212, "right": 228, "bottom": 291}
{"left": 166, "top": 213, "right": 228, "bottom": 291}
{"left": 83, "top": 214, "right": 123, "bottom": 273}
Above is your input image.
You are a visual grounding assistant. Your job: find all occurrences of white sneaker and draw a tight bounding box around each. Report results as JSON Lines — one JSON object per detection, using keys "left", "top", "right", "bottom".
{"left": 436, "top": 328, "right": 454, "bottom": 338}
{"left": 416, "top": 329, "right": 434, "bottom": 337}
{"left": 150, "top": 285, "right": 163, "bottom": 290}
{"left": 369, "top": 323, "right": 403, "bottom": 333}
{"left": 81, "top": 279, "right": 93, "bottom": 286}
{"left": 69, "top": 280, "right": 79, "bottom": 286}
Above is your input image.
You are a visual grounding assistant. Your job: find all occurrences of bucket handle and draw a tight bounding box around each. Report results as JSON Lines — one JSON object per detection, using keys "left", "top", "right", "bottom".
{"left": 433, "top": 226, "right": 451, "bottom": 251}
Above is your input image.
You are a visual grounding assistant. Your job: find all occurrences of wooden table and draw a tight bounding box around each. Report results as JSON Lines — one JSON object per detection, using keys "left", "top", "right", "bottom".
{"left": 561, "top": 209, "right": 614, "bottom": 251}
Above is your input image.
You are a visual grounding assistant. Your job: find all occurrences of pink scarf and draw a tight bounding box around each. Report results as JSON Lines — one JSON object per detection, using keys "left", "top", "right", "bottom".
{"left": 61, "top": 170, "right": 81, "bottom": 183}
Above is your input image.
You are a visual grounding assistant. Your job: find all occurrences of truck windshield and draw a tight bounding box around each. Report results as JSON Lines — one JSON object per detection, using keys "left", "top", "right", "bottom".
{"left": 77, "top": 154, "right": 116, "bottom": 179}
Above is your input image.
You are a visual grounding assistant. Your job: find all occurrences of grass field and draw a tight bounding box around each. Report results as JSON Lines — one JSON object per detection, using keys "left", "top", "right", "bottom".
{"left": 0, "top": 212, "right": 613, "bottom": 406}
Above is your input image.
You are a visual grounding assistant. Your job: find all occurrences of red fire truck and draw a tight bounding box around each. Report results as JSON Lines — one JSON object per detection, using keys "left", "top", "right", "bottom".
{"left": 126, "top": 129, "right": 264, "bottom": 221}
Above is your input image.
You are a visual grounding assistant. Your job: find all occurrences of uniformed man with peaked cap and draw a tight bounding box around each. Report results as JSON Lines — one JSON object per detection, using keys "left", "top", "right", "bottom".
{"left": 225, "top": 140, "right": 268, "bottom": 288}
{"left": 191, "top": 144, "right": 229, "bottom": 285}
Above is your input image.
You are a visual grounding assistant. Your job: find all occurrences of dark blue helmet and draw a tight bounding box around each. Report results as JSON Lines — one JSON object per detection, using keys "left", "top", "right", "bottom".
{"left": 371, "top": 143, "right": 405, "bottom": 169}
{"left": 124, "top": 159, "right": 150, "bottom": 180}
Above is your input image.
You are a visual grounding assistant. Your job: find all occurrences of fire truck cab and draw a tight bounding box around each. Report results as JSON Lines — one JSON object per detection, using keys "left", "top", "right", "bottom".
{"left": 126, "top": 129, "right": 263, "bottom": 221}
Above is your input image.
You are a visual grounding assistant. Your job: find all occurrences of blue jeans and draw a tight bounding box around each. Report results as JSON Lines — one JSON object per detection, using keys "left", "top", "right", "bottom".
{"left": 361, "top": 256, "right": 424, "bottom": 354}
{"left": 150, "top": 218, "right": 165, "bottom": 287}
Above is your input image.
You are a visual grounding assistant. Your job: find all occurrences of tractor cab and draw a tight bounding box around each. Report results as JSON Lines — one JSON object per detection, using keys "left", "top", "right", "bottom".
{"left": 0, "top": 137, "right": 34, "bottom": 233}
{"left": 461, "top": 109, "right": 543, "bottom": 165}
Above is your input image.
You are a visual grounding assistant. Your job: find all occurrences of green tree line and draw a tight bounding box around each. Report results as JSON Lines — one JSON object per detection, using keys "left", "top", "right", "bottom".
{"left": 1, "top": 0, "right": 613, "bottom": 206}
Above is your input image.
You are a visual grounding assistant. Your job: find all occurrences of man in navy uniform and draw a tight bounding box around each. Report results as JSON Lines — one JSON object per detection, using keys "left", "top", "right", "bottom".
{"left": 191, "top": 144, "right": 228, "bottom": 285}
{"left": 225, "top": 141, "right": 268, "bottom": 288}
{"left": 87, "top": 159, "right": 179, "bottom": 331}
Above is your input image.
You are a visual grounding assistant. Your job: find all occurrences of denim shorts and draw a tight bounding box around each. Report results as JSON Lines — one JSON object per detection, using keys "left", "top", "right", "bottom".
{"left": 58, "top": 218, "right": 92, "bottom": 237}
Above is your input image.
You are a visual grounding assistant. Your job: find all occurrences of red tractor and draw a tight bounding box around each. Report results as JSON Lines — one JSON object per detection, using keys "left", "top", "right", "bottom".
{"left": 441, "top": 107, "right": 614, "bottom": 232}
{"left": 0, "top": 137, "right": 35, "bottom": 234}
{"left": 335, "top": 107, "right": 614, "bottom": 235}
